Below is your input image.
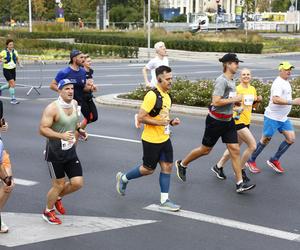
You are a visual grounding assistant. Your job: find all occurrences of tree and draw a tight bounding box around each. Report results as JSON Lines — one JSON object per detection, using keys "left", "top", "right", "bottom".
{"left": 271, "top": 0, "right": 290, "bottom": 12}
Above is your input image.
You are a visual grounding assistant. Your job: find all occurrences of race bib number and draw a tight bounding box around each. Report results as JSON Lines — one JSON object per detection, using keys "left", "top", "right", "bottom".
{"left": 229, "top": 92, "right": 237, "bottom": 98}
{"left": 164, "top": 125, "right": 170, "bottom": 135}
{"left": 244, "top": 95, "right": 254, "bottom": 106}
{"left": 7, "top": 61, "right": 16, "bottom": 68}
{"left": 61, "top": 138, "right": 75, "bottom": 151}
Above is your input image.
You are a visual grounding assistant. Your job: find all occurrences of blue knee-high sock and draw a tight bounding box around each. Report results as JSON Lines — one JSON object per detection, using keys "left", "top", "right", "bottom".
{"left": 125, "top": 166, "right": 142, "bottom": 181}
{"left": 159, "top": 173, "right": 171, "bottom": 193}
{"left": 249, "top": 141, "right": 266, "bottom": 162}
{"left": 270, "top": 141, "right": 291, "bottom": 161}
{"left": 9, "top": 87, "right": 15, "bottom": 99}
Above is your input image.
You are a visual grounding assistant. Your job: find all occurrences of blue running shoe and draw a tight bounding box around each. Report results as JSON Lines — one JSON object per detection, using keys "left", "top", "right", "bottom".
{"left": 116, "top": 172, "right": 127, "bottom": 196}
{"left": 159, "top": 199, "right": 181, "bottom": 212}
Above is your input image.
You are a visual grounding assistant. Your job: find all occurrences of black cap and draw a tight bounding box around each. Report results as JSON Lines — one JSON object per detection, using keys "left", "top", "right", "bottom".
{"left": 219, "top": 53, "right": 243, "bottom": 63}
{"left": 69, "top": 49, "right": 82, "bottom": 64}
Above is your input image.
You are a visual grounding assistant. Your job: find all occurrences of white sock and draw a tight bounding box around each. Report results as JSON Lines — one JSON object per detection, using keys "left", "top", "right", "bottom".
{"left": 122, "top": 174, "right": 129, "bottom": 183}
{"left": 180, "top": 161, "right": 187, "bottom": 168}
{"left": 217, "top": 163, "right": 222, "bottom": 168}
{"left": 160, "top": 193, "right": 169, "bottom": 204}
{"left": 57, "top": 196, "right": 62, "bottom": 200}
{"left": 46, "top": 207, "right": 54, "bottom": 212}
{"left": 237, "top": 180, "right": 243, "bottom": 185}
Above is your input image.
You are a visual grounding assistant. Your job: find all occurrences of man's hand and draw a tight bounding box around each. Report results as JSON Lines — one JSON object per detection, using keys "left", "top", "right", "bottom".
{"left": 3, "top": 177, "right": 14, "bottom": 193}
{"left": 0, "top": 122, "right": 8, "bottom": 132}
{"left": 170, "top": 117, "right": 180, "bottom": 126}
{"left": 78, "top": 128, "right": 88, "bottom": 141}
{"left": 61, "top": 131, "right": 74, "bottom": 141}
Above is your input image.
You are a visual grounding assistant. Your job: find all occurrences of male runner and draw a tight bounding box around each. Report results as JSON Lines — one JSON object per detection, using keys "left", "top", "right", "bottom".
{"left": 116, "top": 66, "right": 181, "bottom": 211}
{"left": 40, "top": 79, "right": 87, "bottom": 225}
{"left": 175, "top": 53, "right": 256, "bottom": 193}
{"left": 0, "top": 39, "right": 22, "bottom": 104}
{"left": 246, "top": 62, "right": 300, "bottom": 173}
{"left": 212, "top": 68, "right": 262, "bottom": 180}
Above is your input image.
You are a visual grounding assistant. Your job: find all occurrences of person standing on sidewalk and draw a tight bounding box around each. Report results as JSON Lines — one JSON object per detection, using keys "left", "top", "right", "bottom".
{"left": 212, "top": 68, "right": 262, "bottom": 181}
{"left": 116, "top": 66, "right": 181, "bottom": 211}
{"left": 175, "top": 53, "right": 256, "bottom": 193}
{"left": 246, "top": 62, "right": 300, "bottom": 174}
{"left": 0, "top": 39, "right": 22, "bottom": 104}
{"left": 134, "top": 41, "right": 169, "bottom": 128}
{"left": 40, "top": 79, "right": 87, "bottom": 225}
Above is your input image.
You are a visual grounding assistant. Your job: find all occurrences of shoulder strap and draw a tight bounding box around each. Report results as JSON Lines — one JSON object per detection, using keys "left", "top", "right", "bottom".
{"left": 149, "top": 88, "right": 163, "bottom": 117}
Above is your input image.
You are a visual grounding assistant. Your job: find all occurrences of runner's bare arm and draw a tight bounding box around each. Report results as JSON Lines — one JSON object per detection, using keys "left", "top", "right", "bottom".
{"left": 137, "top": 108, "right": 168, "bottom": 126}
{"left": 212, "top": 95, "right": 242, "bottom": 107}
{"left": 50, "top": 79, "right": 59, "bottom": 92}
{"left": 272, "top": 96, "right": 300, "bottom": 105}
{"left": 142, "top": 67, "right": 150, "bottom": 86}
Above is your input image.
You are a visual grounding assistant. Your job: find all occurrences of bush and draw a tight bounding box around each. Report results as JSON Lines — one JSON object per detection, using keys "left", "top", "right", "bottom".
{"left": 121, "top": 77, "right": 300, "bottom": 118}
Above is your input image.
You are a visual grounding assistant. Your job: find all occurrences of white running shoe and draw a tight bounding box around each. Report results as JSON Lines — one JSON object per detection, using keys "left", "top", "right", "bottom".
{"left": 0, "top": 221, "right": 9, "bottom": 233}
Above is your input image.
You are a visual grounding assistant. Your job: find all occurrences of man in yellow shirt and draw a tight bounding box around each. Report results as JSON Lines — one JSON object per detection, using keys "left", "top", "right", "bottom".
{"left": 116, "top": 65, "right": 181, "bottom": 211}
{"left": 0, "top": 39, "right": 22, "bottom": 104}
{"left": 212, "top": 68, "right": 262, "bottom": 180}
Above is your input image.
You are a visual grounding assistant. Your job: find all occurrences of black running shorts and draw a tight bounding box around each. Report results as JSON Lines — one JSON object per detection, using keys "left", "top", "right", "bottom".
{"left": 47, "top": 157, "right": 83, "bottom": 179}
{"left": 3, "top": 68, "right": 16, "bottom": 81}
{"left": 142, "top": 139, "right": 173, "bottom": 170}
{"left": 202, "top": 115, "right": 238, "bottom": 147}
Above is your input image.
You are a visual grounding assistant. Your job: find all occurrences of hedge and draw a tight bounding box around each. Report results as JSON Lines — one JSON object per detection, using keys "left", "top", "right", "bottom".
{"left": 121, "top": 77, "right": 300, "bottom": 118}
{"left": 0, "top": 30, "right": 264, "bottom": 54}
{"left": 0, "top": 38, "right": 138, "bottom": 58}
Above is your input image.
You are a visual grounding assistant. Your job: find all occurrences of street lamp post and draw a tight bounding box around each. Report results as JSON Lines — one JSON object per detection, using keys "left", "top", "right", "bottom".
{"left": 147, "top": 0, "right": 151, "bottom": 59}
{"left": 29, "top": 0, "right": 32, "bottom": 32}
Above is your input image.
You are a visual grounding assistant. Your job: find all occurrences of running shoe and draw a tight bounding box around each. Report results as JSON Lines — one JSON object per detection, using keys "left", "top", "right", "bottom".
{"left": 134, "top": 114, "right": 141, "bottom": 129}
{"left": 159, "top": 199, "right": 181, "bottom": 212}
{"left": 211, "top": 165, "right": 226, "bottom": 180}
{"left": 55, "top": 198, "right": 66, "bottom": 215}
{"left": 236, "top": 182, "right": 256, "bottom": 193}
{"left": 267, "top": 160, "right": 284, "bottom": 173}
{"left": 245, "top": 161, "right": 261, "bottom": 173}
{"left": 10, "top": 99, "right": 20, "bottom": 105}
{"left": 42, "top": 209, "right": 62, "bottom": 225}
{"left": 175, "top": 160, "right": 186, "bottom": 182}
{"left": 0, "top": 221, "right": 9, "bottom": 233}
{"left": 242, "top": 169, "right": 250, "bottom": 183}
{"left": 116, "top": 172, "right": 127, "bottom": 196}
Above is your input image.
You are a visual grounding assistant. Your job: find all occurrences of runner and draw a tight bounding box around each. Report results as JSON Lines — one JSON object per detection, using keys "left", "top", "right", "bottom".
{"left": 246, "top": 62, "right": 300, "bottom": 173}
{"left": 40, "top": 79, "right": 87, "bottom": 225}
{"left": 0, "top": 39, "right": 22, "bottom": 104}
{"left": 175, "top": 53, "right": 256, "bottom": 193}
{"left": 0, "top": 101, "right": 14, "bottom": 233}
{"left": 80, "top": 54, "right": 98, "bottom": 130}
{"left": 116, "top": 65, "right": 181, "bottom": 211}
{"left": 212, "top": 68, "right": 262, "bottom": 181}
{"left": 134, "top": 41, "right": 169, "bottom": 128}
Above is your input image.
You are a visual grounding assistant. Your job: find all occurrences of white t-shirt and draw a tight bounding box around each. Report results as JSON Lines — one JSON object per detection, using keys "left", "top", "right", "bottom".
{"left": 145, "top": 56, "right": 169, "bottom": 87}
{"left": 264, "top": 76, "right": 292, "bottom": 122}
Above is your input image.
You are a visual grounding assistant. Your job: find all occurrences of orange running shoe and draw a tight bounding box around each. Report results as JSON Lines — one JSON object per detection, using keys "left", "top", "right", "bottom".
{"left": 42, "top": 209, "right": 62, "bottom": 225}
{"left": 55, "top": 198, "right": 66, "bottom": 215}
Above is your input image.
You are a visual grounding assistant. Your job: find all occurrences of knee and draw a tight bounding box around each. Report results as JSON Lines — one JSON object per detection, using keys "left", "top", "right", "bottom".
{"left": 286, "top": 138, "right": 295, "bottom": 144}
{"left": 71, "top": 179, "right": 84, "bottom": 190}
{"left": 53, "top": 181, "right": 65, "bottom": 191}
{"left": 261, "top": 137, "right": 271, "bottom": 145}
{"left": 249, "top": 144, "right": 256, "bottom": 153}
{"left": 141, "top": 166, "right": 154, "bottom": 176}
{"left": 201, "top": 146, "right": 211, "bottom": 156}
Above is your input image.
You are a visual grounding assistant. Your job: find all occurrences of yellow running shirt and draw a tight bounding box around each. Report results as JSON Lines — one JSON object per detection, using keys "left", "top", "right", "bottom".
{"left": 0, "top": 49, "right": 18, "bottom": 69}
{"left": 235, "top": 84, "right": 257, "bottom": 125}
{"left": 141, "top": 85, "right": 171, "bottom": 144}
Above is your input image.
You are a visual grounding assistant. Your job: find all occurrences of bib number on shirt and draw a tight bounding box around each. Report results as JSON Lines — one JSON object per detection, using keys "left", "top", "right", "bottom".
{"left": 61, "top": 138, "right": 75, "bottom": 151}
{"left": 164, "top": 124, "right": 170, "bottom": 135}
{"left": 243, "top": 95, "right": 254, "bottom": 106}
{"left": 7, "top": 61, "right": 15, "bottom": 68}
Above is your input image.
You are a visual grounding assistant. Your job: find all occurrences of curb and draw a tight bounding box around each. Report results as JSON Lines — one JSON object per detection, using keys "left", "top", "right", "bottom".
{"left": 95, "top": 93, "right": 300, "bottom": 129}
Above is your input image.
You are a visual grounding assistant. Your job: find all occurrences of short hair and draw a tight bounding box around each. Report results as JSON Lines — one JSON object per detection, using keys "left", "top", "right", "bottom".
{"left": 6, "top": 39, "right": 13, "bottom": 46}
{"left": 155, "top": 65, "right": 172, "bottom": 77}
{"left": 154, "top": 41, "right": 165, "bottom": 50}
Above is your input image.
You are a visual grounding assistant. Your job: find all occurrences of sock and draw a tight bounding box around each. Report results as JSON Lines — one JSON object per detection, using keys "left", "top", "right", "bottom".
{"left": 180, "top": 161, "right": 187, "bottom": 168}
{"left": 270, "top": 141, "right": 291, "bottom": 161}
{"left": 159, "top": 173, "right": 170, "bottom": 203}
{"left": 0, "top": 84, "right": 9, "bottom": 91}
{"left": 216, "top": 163, "right": 222, "bottom": 168}
{"left": 9, "top": 87, "right": 15, "bottom": 100}
{"left": 46, "top": 207, "right": 54, "bottom": 212}
{"left": 121, "top": 174, "right": 128, "bottom": 183}
{"left": 57, "top": 196, "right": 62, "bottom": 200}
{"left": 125, "top": 166, "right": 142, "bottom": 181}
{"left": 236, "top": 180, "right": 243, "bottom": 185}
{"left": 160, "top": 193, "right": 169, "bottom": 204}
{"left": 249, "top": 141, "right": 266, "bottom": 162}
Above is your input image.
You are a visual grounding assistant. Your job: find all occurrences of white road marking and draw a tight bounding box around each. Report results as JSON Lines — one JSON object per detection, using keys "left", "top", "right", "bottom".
{"left": 88, "top": 133, "right": 141, "bottom": 144}
{"left": 0, "top": 212, "right": 157, "bottom": 247}
{"left": 13, "top": 178, "right": 39, "bottom": 186}
{"left": 144, "top": 204, "right": 300, "bottom": 242}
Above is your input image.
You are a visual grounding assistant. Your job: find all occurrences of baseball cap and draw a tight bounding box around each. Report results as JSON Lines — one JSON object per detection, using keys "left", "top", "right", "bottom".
{"left": 57, "top": 79, "right": 75, "bottom": 90}
{"left": 278, "top": 61, "right": 294, "bottom": 71}
{"left": 219, "top": 53, "right": 243, "bottom": 63}
{"left": 69, "top": 49, "right": 83, "bottom": 64}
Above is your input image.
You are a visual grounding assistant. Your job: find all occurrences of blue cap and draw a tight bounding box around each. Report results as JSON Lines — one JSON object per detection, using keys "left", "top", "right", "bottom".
{"left": 69, "top": 49, "right": 82, "bottom": 64}
{"left": 57, "top": 79, "right": 74, "bottom": 90}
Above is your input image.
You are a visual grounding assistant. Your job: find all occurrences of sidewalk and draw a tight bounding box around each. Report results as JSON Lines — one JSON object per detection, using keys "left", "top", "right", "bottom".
{"left": 95, "top": 93, "right": 300, "bottom": 128}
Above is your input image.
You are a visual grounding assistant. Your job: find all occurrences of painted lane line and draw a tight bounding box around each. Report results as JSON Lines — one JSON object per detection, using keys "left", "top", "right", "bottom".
{"left": 88, "top": 133, "right": 141, "bottom": 144}
{"left": 13, "top": 178, "right": 39, "bottom": 186}
{"left": 144, "top": 204, "right": 300, "bottom": 242}
{"left": 0, "top": 212, "right": 157, "bottom": 247}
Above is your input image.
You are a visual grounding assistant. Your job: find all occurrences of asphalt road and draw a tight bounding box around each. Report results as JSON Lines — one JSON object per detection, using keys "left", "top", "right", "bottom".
{"left": 0, "top": 56, "right": 300, "bottom": 249}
